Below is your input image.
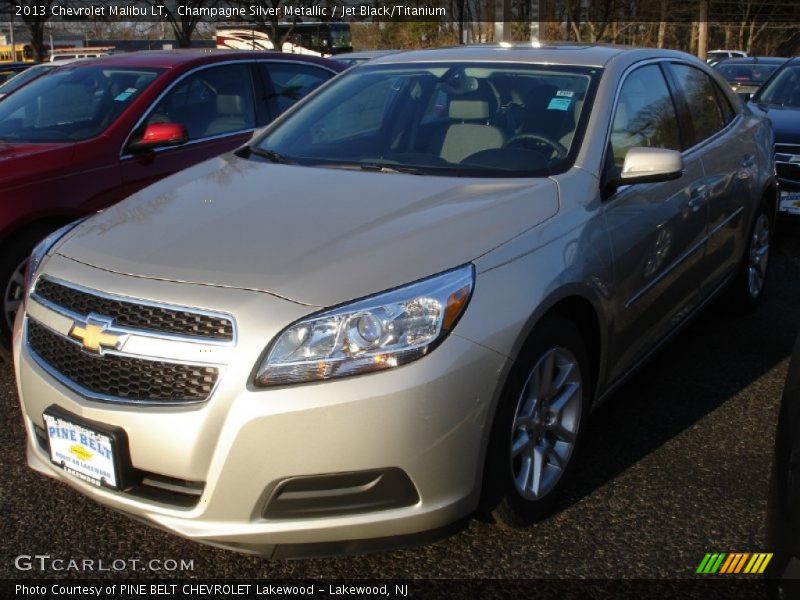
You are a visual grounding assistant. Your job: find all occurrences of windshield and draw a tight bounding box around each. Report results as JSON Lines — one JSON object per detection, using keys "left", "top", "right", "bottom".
{"left": 0, "top": 65, "right": 163, "bottom": 142}
{"left": 0, "top": 64, "right": 53, "bottom": 96}
{"left": 716, "top": 62, "right": 780, "bottom": 86}
{"left": 254, "top": 62, "right": 600, "bottom": 177}
{"left": 755, "top": 64, "right": 800, "bottom": 107}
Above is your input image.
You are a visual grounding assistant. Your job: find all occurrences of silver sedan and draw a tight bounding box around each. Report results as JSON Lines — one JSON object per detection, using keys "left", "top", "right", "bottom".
{"left": 13, "top": 44, "right": 775, "bottom": 556}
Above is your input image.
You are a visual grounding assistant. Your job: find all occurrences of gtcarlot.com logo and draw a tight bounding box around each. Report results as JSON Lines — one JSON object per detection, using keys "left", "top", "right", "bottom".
{"left": 14, "top": 554, "right": 194, "bottom": 572}
{"left": 696, "top": 552, "right": 773, "bottom": 575}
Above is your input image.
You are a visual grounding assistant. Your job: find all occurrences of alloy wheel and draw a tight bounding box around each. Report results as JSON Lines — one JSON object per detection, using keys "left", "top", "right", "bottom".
{"left": 3, "top": 257, "right": 27, "bottom": 331}
{"left": 510, "top": 347, "right": 582, "bottom": 500}
{"left": 747, "top": 213, "right": 770, "bottom": 299}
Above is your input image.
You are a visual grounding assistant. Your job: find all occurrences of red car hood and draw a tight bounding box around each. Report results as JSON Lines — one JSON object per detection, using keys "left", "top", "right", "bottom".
{"left": 0, "top": 141, "right": 75, "bottom": 185}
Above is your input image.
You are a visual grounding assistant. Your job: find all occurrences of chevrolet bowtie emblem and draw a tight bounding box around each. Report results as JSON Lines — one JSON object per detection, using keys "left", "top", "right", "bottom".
{"left": 69, "top": 318, "right": 123, "bottom": 354}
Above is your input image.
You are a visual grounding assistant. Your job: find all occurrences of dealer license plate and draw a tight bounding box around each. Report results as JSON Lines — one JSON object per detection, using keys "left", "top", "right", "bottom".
{"left": 43, "top": 412, "right": 119, "bottom": 488}
{"left": 779, "top": 191, "right": 800, "bottom": 215}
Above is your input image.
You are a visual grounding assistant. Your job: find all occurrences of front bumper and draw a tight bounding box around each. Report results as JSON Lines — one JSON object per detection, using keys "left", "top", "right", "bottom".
{"left": 14, "top": 256, "right": 508, "bottom": 556}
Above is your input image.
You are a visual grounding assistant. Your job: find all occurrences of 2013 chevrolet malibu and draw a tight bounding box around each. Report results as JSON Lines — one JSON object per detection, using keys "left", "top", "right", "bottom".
{"left": 13, "top": 45, "right": 776, "bottom": 557}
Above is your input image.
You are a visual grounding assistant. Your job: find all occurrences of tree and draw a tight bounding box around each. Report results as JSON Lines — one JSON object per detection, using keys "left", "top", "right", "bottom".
{"left": 9, "top": 0, "right": 57, "bottom": 62}
{"left": 143, "top": 0, "right": 216, "bottom": 48}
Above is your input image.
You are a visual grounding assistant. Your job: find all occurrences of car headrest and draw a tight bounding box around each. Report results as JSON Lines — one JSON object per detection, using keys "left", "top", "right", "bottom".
{"left": 217, "top": 94, "right": 243, "bottom": 115}
{"left": 449, "top": 100, "right": 490, "bottom": 120}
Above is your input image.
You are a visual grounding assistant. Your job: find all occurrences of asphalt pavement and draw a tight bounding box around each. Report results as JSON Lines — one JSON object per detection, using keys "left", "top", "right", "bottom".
{"left": 2, "top": 234, "right": 799, "bottom": 581}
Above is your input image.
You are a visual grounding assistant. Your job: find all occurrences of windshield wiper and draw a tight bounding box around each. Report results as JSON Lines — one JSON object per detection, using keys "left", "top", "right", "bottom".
{"left": 246, "top": 146, "right": 295, "bottom": 164}
{"left": 310, "top": 161, "right": 425, "bottom": 175}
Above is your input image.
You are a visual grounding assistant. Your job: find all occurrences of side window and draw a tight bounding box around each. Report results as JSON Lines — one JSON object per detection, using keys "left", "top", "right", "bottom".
{"left": 670, "top": 64, "right": 726, "bottom": 146}
{"left": 260, "top": 63, "right": 332, "bottom": 116}
{"left": 713, "top": 83, "right": 736, "bottom": 124}
{"left": 144, "top": 64, "right": 255, "bottom": 141}
{"left": 610, "top": 64, "right": 681, "bottom": 168}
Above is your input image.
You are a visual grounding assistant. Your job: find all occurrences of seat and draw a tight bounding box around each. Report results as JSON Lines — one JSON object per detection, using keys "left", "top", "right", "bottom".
{"left": 204, "top": 94, "right": 247, "bottom": 136}
{"left": 440, "top": 100, "right": 505, "bottom": 164}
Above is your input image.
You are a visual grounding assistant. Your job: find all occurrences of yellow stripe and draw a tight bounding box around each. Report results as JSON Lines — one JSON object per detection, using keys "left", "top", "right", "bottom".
{"left": 719, "top": 554, "right": 736, "bottom": 574}
{"left": 744, "top": 554, "right": 760, "bottom": 573}
{"left": 757, "top": 554, "right": 774, "bottom": 574}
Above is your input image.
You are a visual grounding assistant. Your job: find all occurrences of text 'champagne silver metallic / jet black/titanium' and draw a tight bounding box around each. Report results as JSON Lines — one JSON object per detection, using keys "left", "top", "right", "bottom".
{"left": 13, "top": 43, "right": 776, "bottom": 558}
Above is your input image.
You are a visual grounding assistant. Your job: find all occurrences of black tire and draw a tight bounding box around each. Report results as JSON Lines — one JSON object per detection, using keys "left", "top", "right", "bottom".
{"left": 723, "top": 201, "right": 773, "bottom": 315}
{"left": 0, "top": 227, "right": 53, "bottom": 361}
{"left": 481, "top": 315, "right": 592, "bottom": 527}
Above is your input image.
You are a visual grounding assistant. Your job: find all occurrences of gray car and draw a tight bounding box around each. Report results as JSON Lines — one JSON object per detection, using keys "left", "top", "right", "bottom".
{"left": 13, "top": 44, "right": 776, "bottom": 557}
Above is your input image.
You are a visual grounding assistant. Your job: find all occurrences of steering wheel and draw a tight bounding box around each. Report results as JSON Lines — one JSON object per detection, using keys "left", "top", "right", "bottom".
{"left": 504, "top": 133, "right": 568, "bottom": 159}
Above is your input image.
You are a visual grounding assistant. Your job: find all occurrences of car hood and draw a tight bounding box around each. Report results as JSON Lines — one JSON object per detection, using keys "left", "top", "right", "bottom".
{"left": 750, "top": 103, "right": 800, "bottom": 145}
{"left": 0, "top": 141, "right": 74, "bottom": 185}
{"left": 56, "top": 154, "right": 559, "bottom": 307}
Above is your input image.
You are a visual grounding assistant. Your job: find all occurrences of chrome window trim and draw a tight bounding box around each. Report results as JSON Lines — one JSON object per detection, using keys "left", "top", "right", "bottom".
{"left": 119, "top": 58, "right": 339, "bottom": 160}
{"left": 601, "top": 57, "right": 743, "bottom": 182}
{"left": 32, "top": 275, "right": 237, "bottom": 346}
{"left": 25, "top": 317, "right": 224, "bottom": 407}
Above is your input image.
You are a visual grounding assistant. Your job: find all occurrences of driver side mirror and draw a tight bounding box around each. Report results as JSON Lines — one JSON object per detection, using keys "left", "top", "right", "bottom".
{"left": 128, "top": 123, "right": 189, "bottom": 154}
{"left": 603, "top": 147, "right": 684, "bottom": 199}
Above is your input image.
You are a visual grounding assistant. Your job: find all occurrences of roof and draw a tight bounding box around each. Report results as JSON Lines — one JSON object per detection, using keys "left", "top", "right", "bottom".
{"left": 366, "top": 43, "right": 683, "bottom": 68}
{"left": 715, "top": 57, "right": 787, "bottom": 65}
{"left": 69, "top": 49, "right": 342, "bottom": 71}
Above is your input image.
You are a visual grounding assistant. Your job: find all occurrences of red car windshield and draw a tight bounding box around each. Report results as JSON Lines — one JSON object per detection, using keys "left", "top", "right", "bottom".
{"left": 0, "top": 65, "right": 163, "bottom": 142}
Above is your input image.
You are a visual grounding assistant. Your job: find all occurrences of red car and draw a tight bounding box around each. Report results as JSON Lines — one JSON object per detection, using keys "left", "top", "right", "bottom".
{"left": 0, "top": 50, "right": 344, "bottom": 357}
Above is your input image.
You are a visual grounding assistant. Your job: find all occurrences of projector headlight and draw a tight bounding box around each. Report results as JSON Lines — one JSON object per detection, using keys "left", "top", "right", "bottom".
{"left": 255, "top": 265, "right": 474, "bottom": 386}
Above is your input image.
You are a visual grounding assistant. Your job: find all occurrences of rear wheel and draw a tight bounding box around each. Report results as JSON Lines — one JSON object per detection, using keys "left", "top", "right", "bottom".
{"left": 724, "top": 202, "right": 772, "bottom": 314}
{"left": 481, "top": 315, "right": 591, "bottom": 526}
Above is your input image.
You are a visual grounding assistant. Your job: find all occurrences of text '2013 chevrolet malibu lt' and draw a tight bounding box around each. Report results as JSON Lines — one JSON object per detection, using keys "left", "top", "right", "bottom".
{"left": 13, "top": 44, "right": 776, "bottom": 558}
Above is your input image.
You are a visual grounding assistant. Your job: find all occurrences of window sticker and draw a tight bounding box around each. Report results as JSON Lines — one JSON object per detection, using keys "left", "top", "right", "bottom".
{"left": 547, "top": 97, "right": 572, "bottom": 111}
{"left": 114, "top": 88, "right": 138, "bottom": 102}
{"left": 556, "top": 90, "right": 574, "bottom": 97}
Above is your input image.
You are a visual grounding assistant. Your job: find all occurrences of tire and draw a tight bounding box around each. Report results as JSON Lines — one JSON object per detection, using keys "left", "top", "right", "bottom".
{"left": 0, "top": 227, "right": 53, "bottom": 361}
{"left": 724, "top": 201, "right": 773, "bottom": 315}
{"left": 481, "top": 315, "right": 592, "bottom": 527}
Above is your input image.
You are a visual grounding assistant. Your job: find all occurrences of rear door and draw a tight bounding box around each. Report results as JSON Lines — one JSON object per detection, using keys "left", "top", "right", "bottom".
{"left": 602, "top": 62, "right": 708, "bottom": 380}
{"left": 667, "top": 62, "right": 755, "bottom": 291}
{"left": 120, "top": 62, "right": 258, "bottom": 196}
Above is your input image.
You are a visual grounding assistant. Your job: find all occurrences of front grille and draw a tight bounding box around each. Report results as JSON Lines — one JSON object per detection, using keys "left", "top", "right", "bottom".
{"left": 28, "top": 320, "right": 218, "bottom": 403}
{"left": 33, "top": 278, "right": 233, "bottom": 341}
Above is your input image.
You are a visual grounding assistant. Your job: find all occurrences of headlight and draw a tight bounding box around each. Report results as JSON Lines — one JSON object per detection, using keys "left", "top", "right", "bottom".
{"left": 255, "top": 265, "right": 474, "bottom": 386}
{"left": 23, "top": 219, "right": 86, "bottom": 300}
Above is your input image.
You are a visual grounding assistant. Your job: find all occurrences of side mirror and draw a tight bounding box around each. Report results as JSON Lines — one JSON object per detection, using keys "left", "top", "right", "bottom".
{"left": 128, "top": 123, "right": 189, "bottom": 153}
{"left": 619, "top": 147, "right": 684, "bottom": 185}
{"left": 603, "top": 147, "right": 684, "bottom": 199}
{"left": 737, "top": 91, "right": 754, "bottom": 102}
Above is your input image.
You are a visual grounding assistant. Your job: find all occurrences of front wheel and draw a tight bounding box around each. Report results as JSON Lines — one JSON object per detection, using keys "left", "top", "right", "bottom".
{"left": 481, "top": 315, "right": 591, "bottom": 527}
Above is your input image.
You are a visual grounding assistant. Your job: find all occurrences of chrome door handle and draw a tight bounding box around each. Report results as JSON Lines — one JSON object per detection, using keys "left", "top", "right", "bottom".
{"left": 688, "top": 185, "right": 707, "bottom": 212}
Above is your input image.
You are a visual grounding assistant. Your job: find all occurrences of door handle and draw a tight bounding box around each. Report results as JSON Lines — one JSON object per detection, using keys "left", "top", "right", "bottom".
{"left": 738, "top": 153, "right": 756, "bottom": 180}
{"left": 688, "top": 184, "right": 707, "bottom": 212}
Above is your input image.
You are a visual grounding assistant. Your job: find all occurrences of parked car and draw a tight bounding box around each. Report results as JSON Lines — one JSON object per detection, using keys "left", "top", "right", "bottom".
{"left": 0, "top": 62, "right": 31, "bottom": 85}
{"left": 713, "top": 56, "right": 787, "bottom": 100}
{"left": 748, "top": 57, "right": 800, "bottom": 222}
{"left": 0, "top": 50, "right": 344, "bottom": 359}
{"left": 13, "top": 44, "right": 775, "bottom": 557}
{"left": 0, "top": 60, "right": 82, "bottom": 100}
{"left": 767, "top": 333, "right": 800, "bottom": 598}
{"left": 330, "top": 50, "right": 399, "bottom": 68}
{"left": 707, "top": 49, "right": 748, "bottom": 66}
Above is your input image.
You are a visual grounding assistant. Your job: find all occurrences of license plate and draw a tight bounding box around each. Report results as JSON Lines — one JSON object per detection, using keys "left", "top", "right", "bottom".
{"left": 779, "top": 191, "right": 800, "bottom": 215}
{"left": 43, "top": 411, "right": 119, "bottom": 488}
